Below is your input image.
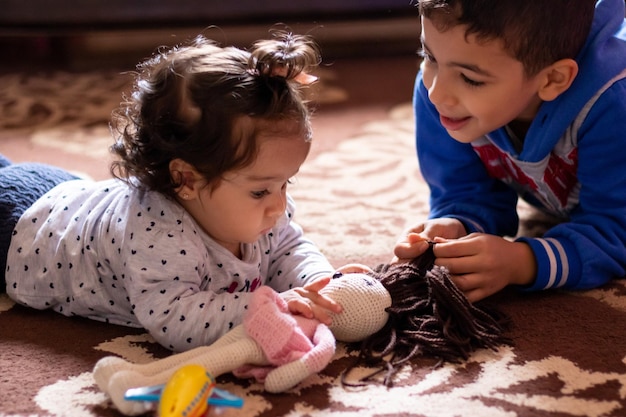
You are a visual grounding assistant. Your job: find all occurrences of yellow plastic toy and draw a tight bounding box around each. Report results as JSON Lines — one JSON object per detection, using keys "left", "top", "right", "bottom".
{"left": 160, "top": 365, "right": 212, "bottom": 417}
{"left": 124, "top": 364, "right": 242, "bottom": 417}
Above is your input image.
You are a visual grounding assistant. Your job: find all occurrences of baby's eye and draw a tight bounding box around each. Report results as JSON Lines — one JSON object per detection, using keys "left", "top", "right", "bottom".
{"left": 418, "top": 48, "right": 436, "bottom": 64}
{"left": 279, "top": 178, "right": 296, "bottom": 192}
{"left": 251, "top": 189, "right": 270, "bottom": 199}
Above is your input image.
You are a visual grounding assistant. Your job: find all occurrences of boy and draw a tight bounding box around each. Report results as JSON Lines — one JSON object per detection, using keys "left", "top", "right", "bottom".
{"left": 395, "top": 0, "right": 626, "bottom": 302}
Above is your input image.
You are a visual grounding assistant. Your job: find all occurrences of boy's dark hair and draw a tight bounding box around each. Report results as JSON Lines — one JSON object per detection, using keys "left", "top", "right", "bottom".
{"left": 110, "top": 31, "right": 320, "bottom": 198}
{"left": 418, "top": 0, "right": 596, "bottom": 76}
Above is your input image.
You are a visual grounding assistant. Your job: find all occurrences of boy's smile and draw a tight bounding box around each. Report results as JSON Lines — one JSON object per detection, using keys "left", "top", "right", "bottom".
{"left": 420, "top": 17, "right": 544, "bottom": 143}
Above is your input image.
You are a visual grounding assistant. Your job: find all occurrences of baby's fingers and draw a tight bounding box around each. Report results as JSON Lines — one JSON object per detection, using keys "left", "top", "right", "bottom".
{"left": 301, "top": 289, "right": 342, "bottom": 313}
{"left": 309, "top": 304, "right": 334, "bottom": 326}
{"left": 302, "top": 276, "right": 331, "bottom": 292}
{"left": 286, "top": 298, "right": 333, "bottom": 325}
{"left": 335, "top": 263, "right": 374, "bottom": 275}
{"left": 300, "top": 276, "right": 342, "bottom": 312}
{"left": 286, "top": 298, "right": 315, "bottom": 320}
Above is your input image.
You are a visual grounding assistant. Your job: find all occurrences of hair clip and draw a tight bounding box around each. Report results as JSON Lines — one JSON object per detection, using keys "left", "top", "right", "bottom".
{"left": 269, "top": 65, "right": 317, "bottom": 85}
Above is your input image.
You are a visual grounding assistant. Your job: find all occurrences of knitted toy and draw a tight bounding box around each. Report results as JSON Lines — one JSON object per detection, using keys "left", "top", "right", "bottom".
{"left": 93, "top": 272, "right": 392, "bottom": 416}
{"left": 342, "top": 244, "right": 511, "bottom": 386}
{"left": 94, "top": 246, "right": 510, "bottom": 416}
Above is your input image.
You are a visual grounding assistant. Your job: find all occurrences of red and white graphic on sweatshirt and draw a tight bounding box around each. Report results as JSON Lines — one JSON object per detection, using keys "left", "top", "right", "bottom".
{"left": 473, "top": 142, "right": 579, "bottom": 214}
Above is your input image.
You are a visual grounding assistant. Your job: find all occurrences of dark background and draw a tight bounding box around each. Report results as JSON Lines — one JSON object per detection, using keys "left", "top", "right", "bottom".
{"left": 0, "top": 0, "right": 419, "bottom": 70}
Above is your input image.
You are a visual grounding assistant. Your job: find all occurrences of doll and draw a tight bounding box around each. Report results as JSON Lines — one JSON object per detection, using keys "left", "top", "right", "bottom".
{"left": 93, "top": 272, "right": 393, "bottom": 415}
{"left": 94, "top": 246, "right": 510, "bottom": 416}
{"left": 341, "top": 243, "right": 511, "bottom": 386}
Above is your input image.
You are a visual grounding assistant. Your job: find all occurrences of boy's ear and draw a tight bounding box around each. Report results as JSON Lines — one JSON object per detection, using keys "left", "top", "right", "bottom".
{"left": 169, "top": 158, "right": 203, "bottom": 200}
{"left": 537, "top": 58, "right": 579, "bottom": 102}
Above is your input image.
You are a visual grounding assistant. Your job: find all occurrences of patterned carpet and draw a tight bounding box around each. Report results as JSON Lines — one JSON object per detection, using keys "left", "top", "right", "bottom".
{"left": 1, "top": 56, "right": 626, "bottom": 417}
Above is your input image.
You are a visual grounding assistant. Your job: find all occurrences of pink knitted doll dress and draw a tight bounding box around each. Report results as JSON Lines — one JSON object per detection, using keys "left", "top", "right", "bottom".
{"left": 233, "top": 286, "right": 336, "bottom": 382}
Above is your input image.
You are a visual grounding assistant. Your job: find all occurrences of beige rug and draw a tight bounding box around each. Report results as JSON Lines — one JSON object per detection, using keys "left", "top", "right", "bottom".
{"left": 1, "top": 58, "right": 625, "bottom": 417}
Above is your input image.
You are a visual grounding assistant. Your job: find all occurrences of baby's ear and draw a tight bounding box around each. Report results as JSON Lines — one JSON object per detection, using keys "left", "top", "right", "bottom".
{"left": 169, "top": 158, "right": 203, "bottom": 200}
{"left": 537, "top": 58, "right": 578, "bottom": 102}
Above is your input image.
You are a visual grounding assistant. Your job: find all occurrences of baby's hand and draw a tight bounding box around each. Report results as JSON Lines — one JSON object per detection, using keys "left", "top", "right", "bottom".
{"left": 281, "top": 276, "right": 342, "bottom": 325}
{"left": 334, "top": 262, "right": 374, "bottom": 275}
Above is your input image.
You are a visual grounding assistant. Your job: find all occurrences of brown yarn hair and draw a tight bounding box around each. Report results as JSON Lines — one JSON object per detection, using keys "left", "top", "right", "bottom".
{"left": 417, "top": 0, "right": 596, "bottom": 77}
{"left": 109, "top": 31, "right": 320, "bottom": 198}
{"left": 343, "top": 244, "right": 511, "bottom": 387}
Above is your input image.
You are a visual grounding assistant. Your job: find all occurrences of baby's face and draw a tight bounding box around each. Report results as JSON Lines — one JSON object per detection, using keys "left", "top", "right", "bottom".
{"left": 419, "top": 16, "right": 545, "bottom": 143}
{"left": 188, "top": 132, "right": 310, "bottom": 257}
{"left": 321, "top": 273, "right": 391, "bottom": 342}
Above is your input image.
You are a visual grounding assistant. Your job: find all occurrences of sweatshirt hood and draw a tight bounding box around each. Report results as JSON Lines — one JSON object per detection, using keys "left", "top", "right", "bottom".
{"left": 520, "top": 0, "right": 626, "bottom": 161}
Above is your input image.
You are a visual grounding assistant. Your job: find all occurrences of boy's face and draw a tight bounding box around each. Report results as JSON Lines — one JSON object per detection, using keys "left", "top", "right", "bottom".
{"left": 193, "top": 133, "right": 310, "bottom": 256}
{"left": 420, "top": 16, "right": 544, "bottom": 143}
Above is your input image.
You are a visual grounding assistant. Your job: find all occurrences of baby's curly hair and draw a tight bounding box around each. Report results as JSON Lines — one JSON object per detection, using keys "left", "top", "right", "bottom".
{"left": 109, "top": 31, "right": 320, "bottom": 198}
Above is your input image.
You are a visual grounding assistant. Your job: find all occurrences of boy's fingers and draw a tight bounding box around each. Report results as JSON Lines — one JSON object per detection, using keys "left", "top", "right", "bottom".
{"left": 394, "top": 239, "right": 430, "bottom": 258}
{"left": 406, "top": 232, "right": 425, "bottom": 243}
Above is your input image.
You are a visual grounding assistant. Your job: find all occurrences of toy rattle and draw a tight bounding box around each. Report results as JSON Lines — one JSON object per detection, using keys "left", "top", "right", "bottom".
{"left": 124, "top": 364, "right": 242, "bottom": 417}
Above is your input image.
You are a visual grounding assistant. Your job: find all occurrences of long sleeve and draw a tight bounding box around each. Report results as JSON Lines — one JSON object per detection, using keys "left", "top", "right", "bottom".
{"left": 517, "top": 77, "right": 626, "bottom": 291}
{"left": 6, "top": 178, "right": 334, "bottom": 352}
{"left": 264, "top": 195, "right": 334, "bottom": 293}
{"left": 128, "top": 195, "right": 334, "bottom": 352}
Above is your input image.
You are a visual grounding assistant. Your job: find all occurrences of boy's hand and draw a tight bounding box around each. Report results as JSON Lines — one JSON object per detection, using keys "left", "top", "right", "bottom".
{"left": 393, "top": 218, "right": 467, "bottom": 263}
{"left": 281, "top": 276, "right": 342, "bottom": 325}
{"left": 433, "top": 233, "right": 537, "bottom": 302}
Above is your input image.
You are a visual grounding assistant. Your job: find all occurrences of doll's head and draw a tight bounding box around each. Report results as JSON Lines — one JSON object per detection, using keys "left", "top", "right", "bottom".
{"left": 338, "top": 246, "right": 512, "bottom": 387}
{"left": 320, "top": 273, "right": 392, "bottom": 343}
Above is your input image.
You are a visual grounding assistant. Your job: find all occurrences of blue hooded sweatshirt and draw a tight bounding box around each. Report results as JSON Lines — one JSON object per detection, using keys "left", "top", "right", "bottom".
{"left": 414, "top": 0, "right": 626, "bottom": 291}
